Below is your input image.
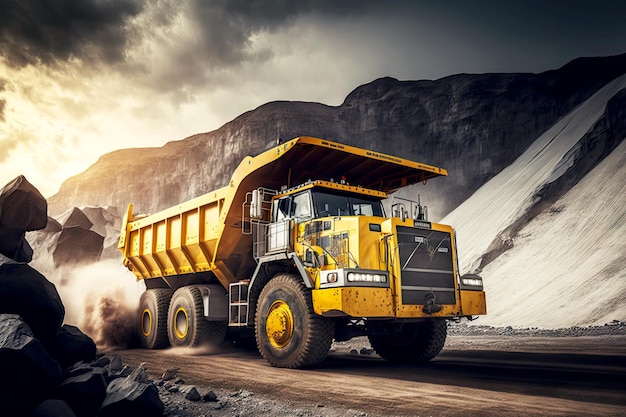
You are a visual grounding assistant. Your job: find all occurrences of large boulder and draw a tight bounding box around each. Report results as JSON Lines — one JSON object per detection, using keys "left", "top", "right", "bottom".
{"left": 0, "top": 314, "right": 62, "bottom": 416}
{"left": 39, "top": 205, "right": 122, "bottom": 266}
{"left": 53, "top": 226, "right": 104, "bottom": 267}
{"left": 46, "top": 324, "right": 97, "bottom": 369}
{"left": 60, "top": 207, "right": 93, "bottom": 229}
{"left": 0, "top": 176, "right": 64, "bottom": 343}
{"left": 58, "top": 367, "right": 108, "bottom": 417}
{"left": 0, "top": 264, "right": 64, "bottom": 344}
{"left": 30, "top": 399, "right": 77, "bottom": 417}
{"left": 100, "top": 364, "right": 164, "bottom": 417}
{"left": 0, "top": 175, "right": 47, "bottom": 263}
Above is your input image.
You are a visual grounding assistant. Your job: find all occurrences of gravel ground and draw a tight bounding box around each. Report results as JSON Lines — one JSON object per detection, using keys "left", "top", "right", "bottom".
{"left": 158, "top": 384, "right": 373, "bottom": 417}
{"left": 134, "top": 321, "right": 626, "bottom": 417}
{"left": 153, "top": 341, "right": 380, "bottom": 417}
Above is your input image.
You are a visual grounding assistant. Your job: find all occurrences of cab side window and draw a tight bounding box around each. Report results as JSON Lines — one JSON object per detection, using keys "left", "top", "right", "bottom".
{"left": 292, "top": 192, "right": 312, "bottom": 222}
{"left": 273, "top": 197, "right": 291, "bottom": 221}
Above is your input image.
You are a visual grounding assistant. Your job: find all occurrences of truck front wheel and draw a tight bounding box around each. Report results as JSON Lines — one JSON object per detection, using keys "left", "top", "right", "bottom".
{"left": 167, "top": 286, "right": 227, "bottom": 348}
{"left": 139, "top": 289, "right": 173, "bottom": 349}
{"left": 368, "top": 319, "right": 447, "bottom": 363}
{"left": 255, "top": 274, "right": 334, "bottom": 368}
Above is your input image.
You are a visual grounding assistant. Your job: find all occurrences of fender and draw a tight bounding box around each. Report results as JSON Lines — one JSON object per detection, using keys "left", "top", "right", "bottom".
{"left": 244, "top": 252, "right": 313, "bottom": 325}
{"left": 195, "top": 284, "right": 229, "bottom": 320}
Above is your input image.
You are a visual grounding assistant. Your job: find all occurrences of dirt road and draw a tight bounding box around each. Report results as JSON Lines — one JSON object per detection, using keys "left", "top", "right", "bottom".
{"left": 113, "top": 334, "right": 626, "bottom": 416}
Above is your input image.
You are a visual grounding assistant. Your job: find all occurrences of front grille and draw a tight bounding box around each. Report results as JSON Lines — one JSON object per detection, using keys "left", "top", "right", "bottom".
{"left": 396, "top": 226, "right": 456, "bottom": 305}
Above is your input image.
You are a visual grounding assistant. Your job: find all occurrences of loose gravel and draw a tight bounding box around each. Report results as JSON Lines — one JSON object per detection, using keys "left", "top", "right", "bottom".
{"left": 447, "top": 320, "right": 626, "bottom": 337}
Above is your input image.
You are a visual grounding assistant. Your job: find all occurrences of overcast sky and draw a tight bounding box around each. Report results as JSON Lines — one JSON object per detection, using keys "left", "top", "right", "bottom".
{"left": 1, "top": 0, "right": 625, "bottom": 197}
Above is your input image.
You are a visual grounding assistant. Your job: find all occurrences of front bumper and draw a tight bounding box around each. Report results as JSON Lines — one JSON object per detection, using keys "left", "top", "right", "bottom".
{"left": 311, "top": 286, "right": 486, "bottom": 318}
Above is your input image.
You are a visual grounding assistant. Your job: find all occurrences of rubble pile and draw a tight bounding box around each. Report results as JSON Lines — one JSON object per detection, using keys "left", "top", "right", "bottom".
{"left": 0, "top": 176, "right": 164, "bottom": 417}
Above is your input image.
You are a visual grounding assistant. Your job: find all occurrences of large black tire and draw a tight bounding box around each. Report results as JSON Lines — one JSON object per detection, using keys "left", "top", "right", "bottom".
{"left": 255, "top": 274, "right": 334, "bottom": 368}
{"left": 167, "top": 286, "right": 227, "bottom": 348}
{"left": 139, "top": 289, "right": 172, "bottom": 349}
{"left": 368, "top": 319, "right": 447, "bottom": 364}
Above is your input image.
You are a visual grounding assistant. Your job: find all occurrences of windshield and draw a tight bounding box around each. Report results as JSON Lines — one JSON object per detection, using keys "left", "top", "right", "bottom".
{"left": 312, "top": 191, "right": 384, "bottom": 217}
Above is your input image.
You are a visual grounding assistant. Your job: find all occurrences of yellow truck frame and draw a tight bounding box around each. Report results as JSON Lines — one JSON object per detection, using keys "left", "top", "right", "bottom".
{"left": 119, "top": 136, "right": 486, "bottom": 368}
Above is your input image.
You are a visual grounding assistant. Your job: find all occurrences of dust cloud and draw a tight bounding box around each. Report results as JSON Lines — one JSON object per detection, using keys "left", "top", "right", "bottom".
{"left": 29, "top": 254, "right": 144, "bottom": 348}
{"left": 164, "top": 345, "right": 221, "bottom": 356}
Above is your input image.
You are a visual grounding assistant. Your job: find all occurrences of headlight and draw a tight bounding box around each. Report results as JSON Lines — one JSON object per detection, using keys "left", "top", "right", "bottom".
{"left": 462, "top": 278, "right": 482, "bottom": 286}
{"left": 460, "top": 274, "right": 483, "bottom": 290}
{"left": 347, "top": 272, "right": 387, "bottom": 283}
{"left": 319, "top": 269, "right": 389, "bottom": 288}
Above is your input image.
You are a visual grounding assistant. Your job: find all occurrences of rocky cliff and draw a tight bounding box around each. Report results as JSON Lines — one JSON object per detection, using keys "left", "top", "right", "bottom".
{"left": 48, "top": 54, "right": 626, "bottom": 219}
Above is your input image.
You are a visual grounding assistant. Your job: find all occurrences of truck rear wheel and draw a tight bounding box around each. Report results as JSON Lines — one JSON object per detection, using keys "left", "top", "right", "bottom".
{"left": 139, "top": 289, "right": 172, "bottom": 349}
{"left": 167, "top": 286, "right": 227, "bottom": 348}
{"left": 368, "top": 319, "right": 447, "bottom": 363}
{"left": 255, "top": 274, "right": 334, "bottom": 368}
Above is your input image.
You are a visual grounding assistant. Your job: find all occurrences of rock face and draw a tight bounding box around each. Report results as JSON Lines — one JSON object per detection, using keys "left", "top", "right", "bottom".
{"left": 47, "top": 54, "right": 626, "bottom": 219}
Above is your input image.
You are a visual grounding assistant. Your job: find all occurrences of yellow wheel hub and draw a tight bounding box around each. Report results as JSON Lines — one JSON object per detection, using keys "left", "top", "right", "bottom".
{"left": 266, "top": 300, "right": 294, "bottom": 348}
{"left": 141, "top": 309, "right": 152, "bottom": 337}
{"left": 174, "top": 307, "right": 189, "bottom": 339}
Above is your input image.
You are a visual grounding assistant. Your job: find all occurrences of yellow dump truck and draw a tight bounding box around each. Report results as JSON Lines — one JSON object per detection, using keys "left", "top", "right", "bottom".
{"left": 118, "top": 136, "right": 486, "bottom": 368}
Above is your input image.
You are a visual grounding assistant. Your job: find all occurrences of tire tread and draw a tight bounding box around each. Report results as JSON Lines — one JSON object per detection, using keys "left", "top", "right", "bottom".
{"left": 140, "top": 288, "right": 173, "bottom": 349}
{"left": 168, "top": 286, "right": 227, "bottom": 348}
{"left": 255, "top": 274, "right": 334, "bottom": 368}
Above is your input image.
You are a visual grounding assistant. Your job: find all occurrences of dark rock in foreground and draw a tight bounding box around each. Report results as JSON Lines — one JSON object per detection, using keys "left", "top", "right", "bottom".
{"left": 0, "top": 175, "right": 47, "bottom": 263}
{"left": 0, "top": 176, "right": 163, "bottom": 416}
{"left": 100, "top": 364, "right": 164, "bottom": 417}
{"left": 0, "top": 314, "right": 62, "bottom": 416}
{"left": 0, "top": 264, "right": 65, "bottom": 344}
{"left": 58, "top": 367, "right": 108, "bottom": 417}
{"left": 0, "top": 313, "right": 164, "bottom": 417}
{"left": 47, "top": 324, "right": 97, "bottom": 370}
{"left": 30, "top": 399, "right": 77, "bottom": 417}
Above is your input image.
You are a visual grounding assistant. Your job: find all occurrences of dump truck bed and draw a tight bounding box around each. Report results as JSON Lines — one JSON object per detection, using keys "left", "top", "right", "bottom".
{"left": 118, "top": 136, "right": 447, "bottom": 289}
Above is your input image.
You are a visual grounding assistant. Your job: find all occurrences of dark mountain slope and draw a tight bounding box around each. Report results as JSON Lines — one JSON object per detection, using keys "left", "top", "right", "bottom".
{"left": 48, "top": 54, "right": 626, "bottom": 218}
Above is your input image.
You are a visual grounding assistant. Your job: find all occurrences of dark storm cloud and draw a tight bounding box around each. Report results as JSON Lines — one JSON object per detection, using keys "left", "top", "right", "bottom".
{"left": 161, "top": 0, "right": 375, "bottom": 68}
{"left": 0, "top": 0, "right": 143, "bottom": 67}
{"left": 2, "top": 0, "right": 624, "bottom": 73}
{"left": 3, "top": 0, "right": 624, "bottom": 102}
{"left": 120, "top": 0, "right": 382, "bottom": 97}
{"left": 0, "top": 0, "right": 378, "bottom": 70}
